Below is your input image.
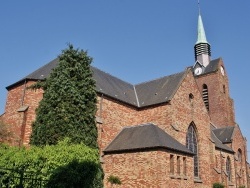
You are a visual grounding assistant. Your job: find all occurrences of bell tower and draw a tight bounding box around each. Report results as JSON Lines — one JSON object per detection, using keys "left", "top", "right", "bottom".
{"left": 193, "top": 5, "right": 235, "bottom": 127}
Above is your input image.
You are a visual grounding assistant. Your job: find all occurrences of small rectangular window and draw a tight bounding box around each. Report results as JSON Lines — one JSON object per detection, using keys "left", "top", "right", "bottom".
{"left": 177, "top": 156, "right": 181, "bottom": 175}
{"left": 183, "top": 157, "right": 187, "bottom": 176}
{"left": 170, "top": 154, "right": 174, "bottom": 174}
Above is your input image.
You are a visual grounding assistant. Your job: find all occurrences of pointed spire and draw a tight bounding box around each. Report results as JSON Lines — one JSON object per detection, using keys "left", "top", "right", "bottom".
{"left": 196, "top": 14, "right": 208, "bottom": 44}
{"left": 194, "top": 6, "right": 211, "bottom": 68}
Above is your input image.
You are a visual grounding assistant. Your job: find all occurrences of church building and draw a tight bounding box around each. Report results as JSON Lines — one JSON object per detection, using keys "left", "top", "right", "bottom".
{"left": 0, "top": 10, "right": 249, "bottom": 188}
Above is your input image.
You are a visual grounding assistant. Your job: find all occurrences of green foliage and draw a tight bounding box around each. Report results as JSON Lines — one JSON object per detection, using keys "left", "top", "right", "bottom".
{"left": 107, "top": 175, "right": 121, "bottom": 185}
{"left": 0, "top": 139, "right": 103, "bottom": 187}
{"left": 0, "top": 120, "right": 12, "bottom": 142}
{"left": 30, "top": 44, "right": 98, "bottom": 148}
{"left": 239, "top": 186, "right": 246, "bottom": 188}
{"left": 213, "top": 182, "right": 225, "bottom": 188}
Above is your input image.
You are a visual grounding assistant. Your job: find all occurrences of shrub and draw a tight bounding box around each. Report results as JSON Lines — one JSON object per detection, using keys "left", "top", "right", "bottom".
{"left": 213, "top": 182, "right": 225, "bottom": 188}
{"left": 107, "top": 175, "right": 121, "bottom": 186}
{"left": 0, "top": 139, "right": 103, "bottom": 187}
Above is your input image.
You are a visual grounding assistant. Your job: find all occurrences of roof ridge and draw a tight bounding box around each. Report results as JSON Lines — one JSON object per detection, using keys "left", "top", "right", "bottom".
{"left": 134, "top": 71, "right": 186, "bottom": 86}
{"left": 25, "top": 58, "right": 59, "bottom": 79}
{"left": 91, "top": 65, "right": 133, "bottom": 86}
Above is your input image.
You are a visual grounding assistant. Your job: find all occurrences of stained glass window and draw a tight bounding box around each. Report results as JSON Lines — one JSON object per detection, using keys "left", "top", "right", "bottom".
{"left": 186, "top": 124, "right": 199, "bottom": 177}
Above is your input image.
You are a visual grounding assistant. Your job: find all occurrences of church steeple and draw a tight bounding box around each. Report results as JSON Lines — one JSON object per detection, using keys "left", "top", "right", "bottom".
{"left": 194, "top": 11, "right": 211, "bottom": 67}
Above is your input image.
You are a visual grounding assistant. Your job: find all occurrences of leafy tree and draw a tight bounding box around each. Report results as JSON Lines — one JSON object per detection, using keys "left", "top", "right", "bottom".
{"left": 30, "top": 45, "right": 98, "bottom": 148}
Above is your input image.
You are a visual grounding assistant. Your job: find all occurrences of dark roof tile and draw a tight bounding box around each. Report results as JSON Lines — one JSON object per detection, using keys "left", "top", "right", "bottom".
{"left": 213, "top": 126, "right": 235, "bottom": 143}
{"left": 6, "top": 58, "right": 187, "bottom": 108}
{"left": 104, "top": 123, "right": 194, "bottom": 155}
{"left": 135, "top": 72, "right": 186, "bottom": 107}
{"left": 211, "top": 128, "right": 234, "bottom": 153}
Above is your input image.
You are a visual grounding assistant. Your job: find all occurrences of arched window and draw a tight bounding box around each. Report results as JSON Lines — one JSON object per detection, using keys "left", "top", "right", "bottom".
{"left": 238, "top": 149, "right": 242, "bottom": 162}
{"left": 202, "top": 84, "right": 209, "bottom": 111}
{"left": 186, "top": 124, "right": 199, "bottom": 177}
{"left": 226, "top": 157, "right": 231, "bottom": 181}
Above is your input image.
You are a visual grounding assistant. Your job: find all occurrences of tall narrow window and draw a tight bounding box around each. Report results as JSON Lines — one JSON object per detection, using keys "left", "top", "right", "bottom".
{"left": 170, "top": 154, "right": 174, "bottom": 174}
{"left": 186, "top": 124, "right": 199, "bottom": 177}
{"left": 238, "top": 149, "right": 242, "bottom": 162}
{"left": 226, "top": 157, "right": 231, "bottom": 181}
{"left": 202, "top": 84, "right": 209, "bottom": 111}
{"left": 183, "top": 157, "right": 187, "bottom": 176}
{"left": 177, "top": 156, "right": 181, "bottom": 175}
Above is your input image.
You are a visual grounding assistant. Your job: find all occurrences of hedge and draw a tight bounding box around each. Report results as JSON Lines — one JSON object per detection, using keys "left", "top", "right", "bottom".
{"left": 0, "top": 138, "right": 103, "bottom": 187}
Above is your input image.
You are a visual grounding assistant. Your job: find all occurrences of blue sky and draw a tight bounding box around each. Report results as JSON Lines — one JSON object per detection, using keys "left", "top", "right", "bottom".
{"left": 0, "top": 1, "right": 250, "bottom": 155}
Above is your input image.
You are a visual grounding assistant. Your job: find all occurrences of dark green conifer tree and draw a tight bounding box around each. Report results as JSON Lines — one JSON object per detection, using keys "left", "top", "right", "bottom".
{"left": 30, "top": 45, "right": 98, "bottom": 148}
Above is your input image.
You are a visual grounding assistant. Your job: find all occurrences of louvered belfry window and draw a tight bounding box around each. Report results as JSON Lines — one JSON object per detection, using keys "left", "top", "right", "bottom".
{"left": 186, "top": 125, "right": 199, "bottom": 177}
{"left": 202, "top": 84, "right": 209, "bottom": 111}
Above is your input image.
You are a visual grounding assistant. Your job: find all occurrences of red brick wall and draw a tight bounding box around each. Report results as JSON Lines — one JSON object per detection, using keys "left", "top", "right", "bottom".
{"left": 2, "top": 68, "right": 248, "bottom": 187}
{"left": 195, "top": 59, "right": 235, "bottom": 127}
{"left": 103, "top": 151, "right": 194, "bottom": 188}
{"left": 100, "top": 70, "right": 213, "bottom": 187}
{"left": 232, "top": 125, "right": 248, "bottom": 187}
{"left": 3, "top": 80, "right": 43, "bottom": 146}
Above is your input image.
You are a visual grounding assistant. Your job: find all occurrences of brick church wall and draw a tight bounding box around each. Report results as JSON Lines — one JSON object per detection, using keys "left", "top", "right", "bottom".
{"left": 1, "top": 68, "right": 248, "bottom": 187}
{"left": 3, "top": 80, "right": 43, "bottom": 146}
{"left": 101, "top": 70, "right": 213, "bottom": 187}
{"left": 232, "top": 125, "right": 248, "bottom": 187}
{"left": 195, "top": 59, "right": 235, "bottom": 127}
{"left": 103, "top": 150, "right": 194, "bottom": 188}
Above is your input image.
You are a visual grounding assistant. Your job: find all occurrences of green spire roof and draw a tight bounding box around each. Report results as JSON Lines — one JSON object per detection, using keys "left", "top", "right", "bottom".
{"left": 196, "top": 14, "right": 208, "bottom": 44}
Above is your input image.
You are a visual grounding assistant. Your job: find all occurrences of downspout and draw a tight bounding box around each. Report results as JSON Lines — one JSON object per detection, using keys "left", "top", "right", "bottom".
{"left": 98, "top": 94, "right": 104, "bottom": 159}
{"left": 220, "top": 149, "right": 223, "bottom": 183}
{"left": 99, "top": 94, "right": 103, "bottom": 118}
{"left": 234, "top": 153, "right": 238, "bottom": 188}
{"left": 21, "top": 79, "right": 27, "bottom": 106}
{"left": 19, "top": 79, "right": 27, "bottom": 147}
{"left": 244, "top": 142, "right": 249, "bottom": 187}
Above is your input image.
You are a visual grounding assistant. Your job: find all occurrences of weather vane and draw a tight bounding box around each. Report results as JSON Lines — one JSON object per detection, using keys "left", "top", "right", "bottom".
{"left": 198, "top": 0, "right": 201, "bottom": 14}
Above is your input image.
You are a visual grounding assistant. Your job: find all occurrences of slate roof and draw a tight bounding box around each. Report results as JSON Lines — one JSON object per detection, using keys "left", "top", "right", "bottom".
{"left": 211, "top": 129, "right": 234, "bottom": 153}
{"left": 135, "top": 72, "right": 185, "bottom": 107}
{"left": 6, "top": 58, "right": 186, "bottom": 108}
{"left": 104, "top": 123, "right": 194, "bottom": 155}
{"left": 192, "top": 58, "right": 221, "bottom": 76}
{"left": 202, "top": 58, "right": 221, "bottom": 75}
{"left": 212, "top": 126, "right": 235, "bottom": 144}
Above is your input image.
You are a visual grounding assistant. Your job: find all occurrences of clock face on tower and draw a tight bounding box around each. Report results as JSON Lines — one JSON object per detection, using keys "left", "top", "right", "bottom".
{"left": 194, "top": 67, "right": 202, "bottom": 75}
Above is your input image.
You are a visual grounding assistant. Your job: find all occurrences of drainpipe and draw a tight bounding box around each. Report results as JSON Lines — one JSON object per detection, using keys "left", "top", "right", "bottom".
{"left": 98, "top": 94, "right": 104, "bottom": 157}
{"left": 244, "top": 141, "right": 249, "bottom": 187}
{"left": 21, "top": 79, "right": 27, "bottom": 106}
{"left": 19, "top": 79, "right": 27, "bottom": 147}
{"left": 234, "top": 153, "right": 238, "bottom": 188}
{"left": 220, "top": 149, "right": 223, "bottom": 183}
{"left": 99, "top": 94, "right": 103, "bottom": 118}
